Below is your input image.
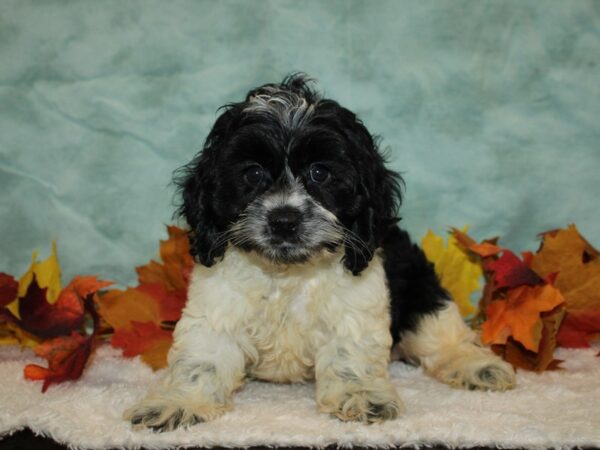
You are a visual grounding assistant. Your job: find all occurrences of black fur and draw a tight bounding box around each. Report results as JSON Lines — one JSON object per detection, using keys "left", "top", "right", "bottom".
{"left": 175, "top": 74, "right": 449, "bottom": 342}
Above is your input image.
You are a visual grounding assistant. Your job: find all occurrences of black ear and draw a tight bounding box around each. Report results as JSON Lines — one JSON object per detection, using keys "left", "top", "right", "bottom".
{"left": 342, "top": 132, "right": 403, "bottom": 276}
{"left": 175, "top": 108, "right": 240, "bottom": 266}
{"left": 175, "top": 152, "right": 226, "bottom": 267}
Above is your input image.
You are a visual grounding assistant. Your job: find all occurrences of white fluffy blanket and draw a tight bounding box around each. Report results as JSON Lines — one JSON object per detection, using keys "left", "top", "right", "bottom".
{"left": 1, "top": 344, "right": 599, "bottom": 449}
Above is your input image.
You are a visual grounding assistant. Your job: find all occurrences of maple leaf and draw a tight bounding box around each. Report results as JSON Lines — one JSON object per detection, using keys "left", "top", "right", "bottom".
{"left": 556, "top": 310, "right": 600, "bottom": 348}
{"left": 530, "top": 225, "right": 600, "bottom": 348}
{"left": 4, "top": 242, "right": 62, "bottom": 320}
{"left": 2, "top": 276, "right": 111, "bottom": 339}
{"left": 99, "top": 226, "right": 192, "bottom": 369}
{"left": 485, "top": 250, "right": 544, "bottom": 290}
{"left": 136, "top": 225, "right": 193, "bottom": 292}
{"left": 493, "top": 307, "right": 565, "bottom": 372}
{"left": 481, "top": 283, "right": 565, "bottom": 352}
{"left": 18, "top": 241, "right": 62, "bottom": 303}
{"left": 24, "top": 332, "right": 92, "bottom": 392}
{"left": 0, "top": 273, "right": 18, "bottom": 307}
{"left": 96, "top": 287, "right": 162, "bottom": 331}
{"left": 112, "top": 321, "right": 173, "bottom": 370}
{"left": 137, "top": 283, "right": 187, "bottom": 322}
{"left": 453, "top": 229, "right": 566, "bottom": 371}
{"left": 421, "top": 228, "right": 480, "bottom": 317}
{"left": 452, "top": 228, "right": 503, "bottom": 259}
{"left": 24, "top": 294, "right": 102, "bottom": 392}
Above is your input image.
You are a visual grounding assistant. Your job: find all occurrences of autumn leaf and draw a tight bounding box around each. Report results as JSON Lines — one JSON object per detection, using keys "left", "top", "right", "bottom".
{"left": 4, "top": 242, "right": 62, "bottom": 320}
{"left": 112, "top": 321, "right": 173, "bottom": 370}
{"left": 492, "top": 307, "right": 565, "bottom": 372}
{"left": 422, "top": 228, "right": 480, "bottom": 317}
{"left": 556, "top": 310, "right": 600, "bottom": 348}
{"left": 24, "top": 294, "right": 102, "bottom": 392}
{"left": 18, "top": 241, "right": 62, "bottom": 303}
{"left": 99, "top": 226, "right": 192, "bottom": 369}
{"left": 453, "top": 228, "right": 567, "bottom": 371}
{"left": 96, "top": 288, "right": 162, "bottom": 331}
{"left": 2, "top": 276, "right": 111, "bottom": 340}
{"left": 136, "top": 225, "right": 193, "bottom": 292}
{"left": 24, "top": 332, "right": 93, "bottom": 392}
{"left": 530, "top": 225, "right": 600, "bottom": 348}
{"left": 137, "top": 283, "right": 187, "bottom": 323}
{"left": 0, "top": 273, "right": 18, "bottom": 307}
{"left": 485, "top": 250, "right": 544, "bottom": 290}
{"left": 452, "top": 228, "right": 503, "bottom": 259}
{"left": 481, "top": 283, "right": 565, "bottom": 352}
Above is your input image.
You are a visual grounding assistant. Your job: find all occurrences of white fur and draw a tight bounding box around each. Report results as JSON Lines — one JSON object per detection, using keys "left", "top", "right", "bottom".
{"left": 245, "top": 86, "right": 316, "bottom": 130}
{"left": 397, "top": 302, "right": 516, "bottom": 391}
{"left": 125, "top": 247, "right": 402, "bottom": 429}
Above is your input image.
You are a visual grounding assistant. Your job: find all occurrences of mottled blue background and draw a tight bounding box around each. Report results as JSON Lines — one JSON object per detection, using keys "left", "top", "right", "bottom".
{"left": 1, "top": 0, "right": 598, "bottom": 286}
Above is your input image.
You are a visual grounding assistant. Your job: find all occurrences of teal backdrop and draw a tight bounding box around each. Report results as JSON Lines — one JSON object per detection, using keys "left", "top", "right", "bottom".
{"left": 1, "top": 0, "right": 599, "bottom": 287}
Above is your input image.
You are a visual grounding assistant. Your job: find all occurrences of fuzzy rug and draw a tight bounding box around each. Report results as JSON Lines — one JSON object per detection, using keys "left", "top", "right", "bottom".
{"left": 0, "top": 344, "right": 599, "bottom": 450}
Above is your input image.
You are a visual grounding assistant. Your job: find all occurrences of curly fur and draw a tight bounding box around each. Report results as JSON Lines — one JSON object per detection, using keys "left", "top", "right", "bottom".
{"left": 125, "top": 74, "right": 515, "bottom": 432}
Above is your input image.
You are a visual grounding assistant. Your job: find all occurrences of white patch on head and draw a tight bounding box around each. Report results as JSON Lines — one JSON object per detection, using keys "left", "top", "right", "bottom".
{"left": 244, "top": 86, "right": 316, "bottom": 130}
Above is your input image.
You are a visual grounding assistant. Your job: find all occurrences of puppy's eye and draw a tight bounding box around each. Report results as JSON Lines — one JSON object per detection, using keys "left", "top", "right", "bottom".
{"left": 309, "top": 164, "right": 330, "bottom": 183}
{"left": 244, "top": 164, "right": 265, "bottom": 186}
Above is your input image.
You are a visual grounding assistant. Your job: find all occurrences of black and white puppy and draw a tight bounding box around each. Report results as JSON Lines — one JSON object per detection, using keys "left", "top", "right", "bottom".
{"left": 125, "top": 75, "right": 515, "bottom": 432}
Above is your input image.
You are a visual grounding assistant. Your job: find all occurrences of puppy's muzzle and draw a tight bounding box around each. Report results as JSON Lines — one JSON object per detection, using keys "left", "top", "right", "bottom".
{"left": 267, "top": 207, "right": 302, "bottom": 241}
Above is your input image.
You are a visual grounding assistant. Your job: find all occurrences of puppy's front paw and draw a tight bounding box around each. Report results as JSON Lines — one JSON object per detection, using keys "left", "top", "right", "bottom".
{"left": 433, "top": 345, "right": 516, "bottom": 391}
{"left": 319, "top": 381, "right": 404, "bottom": 423}
{"left": 124, "top": 397, "right": 231, "bottom": 432}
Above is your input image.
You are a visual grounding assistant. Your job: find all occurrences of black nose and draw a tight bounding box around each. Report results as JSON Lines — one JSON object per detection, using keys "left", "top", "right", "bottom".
{"left": 267, "top": 207, "right": 302, "bottom": 238}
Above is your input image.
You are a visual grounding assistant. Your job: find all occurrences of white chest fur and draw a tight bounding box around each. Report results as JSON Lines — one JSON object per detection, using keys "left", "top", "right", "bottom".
{"left": 182, "top": 247, "right": 392, "bottom": 383}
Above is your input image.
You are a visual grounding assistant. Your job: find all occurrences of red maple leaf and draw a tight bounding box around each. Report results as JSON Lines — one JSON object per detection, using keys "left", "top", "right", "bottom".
{"left": 3, "top": 276, "right": 111, "bottom": 339}
{"left": 111, "top": 321, "right": 173, "bottom": 370}
{"left": 485, "top": 250, "right": 544, "bottom": 290}
{"left": 0, "top": 273, "right": 18, "bottom": 307}
{"left": 24, "top": 332, "right": 93, "bottom": 392}
{"left": 556, "top": 310, "right": 600, "bottom": 348}
{"left": 22, "top": 286, "right": 106, "bottom": 391}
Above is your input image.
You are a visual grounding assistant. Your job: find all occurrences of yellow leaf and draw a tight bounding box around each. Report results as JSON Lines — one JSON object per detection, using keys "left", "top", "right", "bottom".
{"left": 6, "top": 241, "right": 62, "bottom": 319}
{"left": 422, "top": 228, "right": 480, "bottom": 317}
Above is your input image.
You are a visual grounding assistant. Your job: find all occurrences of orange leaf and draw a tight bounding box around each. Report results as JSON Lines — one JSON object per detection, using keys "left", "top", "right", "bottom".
{"left": 136, "top": 225, "right": 193, "bottom": 292}
{"left": 481, "top": 284, "right": 565, "bottom": 352}
{"left": 451, "top": 228, "right": 502, "bottom": 258}
{"left": 530, "top": 225, "right": 600, "bottom": 313}
{"left": 111, "top": 321, "right": 173, "bottom": 370}
{"left": 96, "top": 288, "right": 162, "bottom": 331}
{"left": 137, "top": 283, "right": 187, "bottom": 322}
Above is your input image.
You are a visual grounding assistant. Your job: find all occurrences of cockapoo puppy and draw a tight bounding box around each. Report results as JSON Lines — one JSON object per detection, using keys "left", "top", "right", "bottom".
{"left": 125, "top": 74, "right": 515, "bottom": 432}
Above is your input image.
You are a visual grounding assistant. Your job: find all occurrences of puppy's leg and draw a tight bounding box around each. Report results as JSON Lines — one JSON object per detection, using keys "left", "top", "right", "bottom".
{"left": 123, "top": 316, "right": 245, "bottom": 431}
{"left": 397, "top": 300, "right": 516, "bottom": 391}
{"left": 315, "top": 315, "right": 403, "bottom": 423}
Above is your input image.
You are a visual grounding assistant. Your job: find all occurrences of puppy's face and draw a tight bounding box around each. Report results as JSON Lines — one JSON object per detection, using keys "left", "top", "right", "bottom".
{"left": 177, "top": 76, "right": 402, "bottom": 274}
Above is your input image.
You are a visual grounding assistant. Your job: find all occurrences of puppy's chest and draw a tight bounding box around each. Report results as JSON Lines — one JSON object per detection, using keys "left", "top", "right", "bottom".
{"left": 243, "top": 274, "right": 327, "bottom": 382}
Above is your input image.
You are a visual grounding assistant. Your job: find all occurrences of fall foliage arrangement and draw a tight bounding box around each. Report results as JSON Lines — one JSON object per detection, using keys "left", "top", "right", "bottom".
{"left": 1, "top": 224, "right": 599, "bottom": 392}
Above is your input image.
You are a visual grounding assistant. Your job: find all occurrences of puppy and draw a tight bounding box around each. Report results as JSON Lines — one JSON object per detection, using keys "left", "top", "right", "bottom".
{"left": 125, "top": 74, "right": 515, "bottom": 432}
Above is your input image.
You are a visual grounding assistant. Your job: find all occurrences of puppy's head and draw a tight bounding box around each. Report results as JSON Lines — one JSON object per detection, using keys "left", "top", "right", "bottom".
{"left": 176, "top": 74, "right": 402, "bottom": 275}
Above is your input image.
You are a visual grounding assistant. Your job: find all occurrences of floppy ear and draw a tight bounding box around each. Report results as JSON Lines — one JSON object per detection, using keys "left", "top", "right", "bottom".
{"left": 343, "top": 202, "right": 376, "bottom": 276}
{"left": 175, "top": 108, "right": 241, "bottom": 266}
{"left": 342, "top": 135, "right": 403, "bottom": 276}
{"left": 176, "top": 152, "right": 226, "bottom": 267}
